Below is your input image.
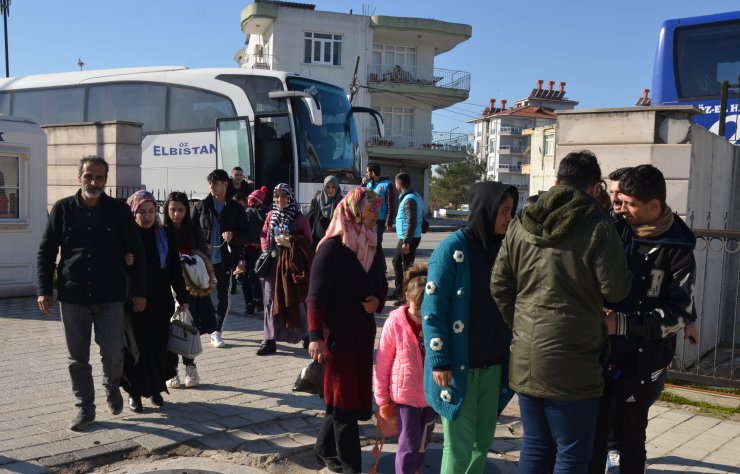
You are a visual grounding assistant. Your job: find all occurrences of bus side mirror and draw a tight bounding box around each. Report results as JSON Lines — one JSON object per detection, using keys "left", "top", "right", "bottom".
{"left": 268, "top": 90, "right": 322, "bottom": 126}
{"left": 351, "top": 106, "right": 385, "bottom": 137}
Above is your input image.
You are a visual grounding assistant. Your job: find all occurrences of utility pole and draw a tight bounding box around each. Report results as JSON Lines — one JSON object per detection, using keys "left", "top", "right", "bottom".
{"left": 0, "top": 0, "right": 9, "bottom": 78}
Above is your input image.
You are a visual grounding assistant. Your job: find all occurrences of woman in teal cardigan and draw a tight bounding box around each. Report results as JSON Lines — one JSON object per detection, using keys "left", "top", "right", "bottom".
{"left": 422, "top": 182, "right": 517, "bottom": 473}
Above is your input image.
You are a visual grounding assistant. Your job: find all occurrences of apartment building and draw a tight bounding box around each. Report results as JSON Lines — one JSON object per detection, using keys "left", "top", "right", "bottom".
{"left": 470, "top": 80, "right": 577, "bottom": 204}
{"left": 236, "top": 0, "right": 471, "bottom": 209}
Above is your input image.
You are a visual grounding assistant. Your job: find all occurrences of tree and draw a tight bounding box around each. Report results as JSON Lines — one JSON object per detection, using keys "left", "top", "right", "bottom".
{"left": 429, "top": 154, "right": 485, "bottom": 210}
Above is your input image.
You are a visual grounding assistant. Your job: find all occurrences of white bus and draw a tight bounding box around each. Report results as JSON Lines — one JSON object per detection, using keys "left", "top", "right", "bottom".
{"left": 0, "top": 66, "right": 383, "bottom": 203}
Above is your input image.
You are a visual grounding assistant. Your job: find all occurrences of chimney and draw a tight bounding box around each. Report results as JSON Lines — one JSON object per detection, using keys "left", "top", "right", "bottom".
{"left": 490, "top": 98, "right": 496, "bottom": 110}
{"left": 484, "top": 107, "right": 490, "bottom": 115}
{"left": 501, "top": 99, "right": 507, "bottom": 110}
{"left": 643, "top": 88, "right": 650, "bottom": 99}
{"left": 537, "top": 79, "right": 544, "bottom": 90}
{"left": 559, "top": 82, "right": 566, "bottom": 93}
{"left": 548, "top": 80, "right": 555, "bottom": 91}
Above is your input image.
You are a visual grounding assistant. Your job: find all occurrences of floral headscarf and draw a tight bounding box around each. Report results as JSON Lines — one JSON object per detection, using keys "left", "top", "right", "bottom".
{"left": 268, "top": 183, "right": 301, "bottom": 249}
{"left": 127, "top": 190, "right": 168, "bottom": 269}
{"left": 317, "top": 187, "right": 382, "bottom": 272}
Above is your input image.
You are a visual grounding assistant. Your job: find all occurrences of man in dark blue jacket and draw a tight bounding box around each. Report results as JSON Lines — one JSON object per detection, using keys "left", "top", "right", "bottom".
{"left": 37, "top": 156, "right": 147, "bottom": 431}
{"left": 590, "top": 164, "right": 698, "bottom": 473}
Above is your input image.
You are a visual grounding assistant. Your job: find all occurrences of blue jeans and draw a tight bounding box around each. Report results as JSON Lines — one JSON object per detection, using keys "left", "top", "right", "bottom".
{"left": 517, "top": 393, "right": 600, "bottom": 474}
{"left": 59, "top": 302, "right": 125, "bottom": 411}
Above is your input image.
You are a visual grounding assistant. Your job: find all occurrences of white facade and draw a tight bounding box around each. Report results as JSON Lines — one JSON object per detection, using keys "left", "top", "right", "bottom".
{"left": 0, "top": 117, "right": 48, "bottom": 297}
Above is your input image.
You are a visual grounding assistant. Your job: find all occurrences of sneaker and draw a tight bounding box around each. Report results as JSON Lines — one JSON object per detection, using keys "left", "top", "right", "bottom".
{"left": 184, "top": 365, "right": 200, "bottom": 388}
{"left": 106, "top": 388, "right": 124, "bottom": 415}
{"left": 246, "top": 303, "right": 255, "bottom": 315}
{"left": 69, "top": 408, "right": 95, "bottom": 431}
{"left": 606, "top": 449, "right": 620, "bottom": 473}
{"left": 211, "top": 331, "right": 226, "bottom": 348}
{"left": 166, "top": 369, "right": 184, "bottom": 389}
{"left": 256, "top": 339, "right": 277, "bottom": 356}
{"left": 151, "top": 393, "right": 164, "bottom": 407}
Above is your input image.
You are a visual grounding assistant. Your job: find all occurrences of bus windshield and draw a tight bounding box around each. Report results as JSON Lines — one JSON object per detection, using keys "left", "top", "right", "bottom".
{"left": 286, "top": 77, "right": 362, "bottom": 183}
{"left": 675, "top": 20, "right": 740, "bottom": 100}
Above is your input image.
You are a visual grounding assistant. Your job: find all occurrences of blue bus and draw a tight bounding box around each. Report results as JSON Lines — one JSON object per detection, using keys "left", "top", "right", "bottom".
{"left": 652, "top": 10, "right": 740, "bottom": 142}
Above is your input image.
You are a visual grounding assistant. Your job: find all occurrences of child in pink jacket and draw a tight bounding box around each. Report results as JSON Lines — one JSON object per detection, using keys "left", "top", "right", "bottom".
{"left": 374, "top": 263, "right": 436, "bottom": 474}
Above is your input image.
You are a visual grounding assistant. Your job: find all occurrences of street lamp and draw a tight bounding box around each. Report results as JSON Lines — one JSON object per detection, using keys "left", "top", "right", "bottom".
{"left": 1, "top": 0, "right": 9, "bottom": 78}
{"left": 449, "top": 126, "right": 459, "bottom": 144}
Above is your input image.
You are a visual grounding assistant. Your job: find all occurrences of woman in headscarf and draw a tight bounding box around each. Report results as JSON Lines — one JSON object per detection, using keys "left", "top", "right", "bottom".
{"left": 123, "top": 190, "right": 189, "bottom": 412}
{"left": 421, "top": 182, "right": 518, "bottom": 473}
{"left": 307, "top": 175, "right": 343, "bottom": 249}
{"left": 257, "top": 183, "right": 313, "bottom": 355}
{"left": 307, "top": 187, "right": 388, "bottom": 473}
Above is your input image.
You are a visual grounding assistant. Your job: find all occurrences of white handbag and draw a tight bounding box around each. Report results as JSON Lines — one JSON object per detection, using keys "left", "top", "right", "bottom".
{"left": 167, "top": 309, "right": 202, "bottom": 359}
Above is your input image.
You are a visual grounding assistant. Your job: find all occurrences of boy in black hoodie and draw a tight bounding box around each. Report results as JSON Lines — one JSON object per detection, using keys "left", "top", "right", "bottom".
{"left": 589, "top": 164, "right": 699, "bottom": 473}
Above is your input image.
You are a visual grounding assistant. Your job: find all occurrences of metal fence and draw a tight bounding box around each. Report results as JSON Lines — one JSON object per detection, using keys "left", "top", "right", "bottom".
{"left": 669, "top": 228, "right": 740, "bottom": 388}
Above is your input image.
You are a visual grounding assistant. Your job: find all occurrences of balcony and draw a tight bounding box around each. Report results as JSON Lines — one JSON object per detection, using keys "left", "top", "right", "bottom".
{"left": 499, "top": 126, "right": 523, "bottom": 136}
{"left": 498, "top": 145, "right": 525, "bottom": 155}
{"left": 240, "top": 53, "right": 275, "bottom": 70}
{"left": 366, "top": 65, "right": 470, "bottom": 109}
{"left": 365, "top": 130, "right": 468, "bottom": 165}
{"left": 497, "top": 163, "right": 523, "bottom": 173}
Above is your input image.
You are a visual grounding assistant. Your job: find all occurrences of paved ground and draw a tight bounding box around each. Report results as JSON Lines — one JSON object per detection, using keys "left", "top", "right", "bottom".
{"left": 1, "top": 231, "right": 739, "bottom": 473}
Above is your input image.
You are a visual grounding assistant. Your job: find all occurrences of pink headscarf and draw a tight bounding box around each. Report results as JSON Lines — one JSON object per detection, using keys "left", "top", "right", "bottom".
{"left": 317, "top": 187, "right": 382, "bottom": 272}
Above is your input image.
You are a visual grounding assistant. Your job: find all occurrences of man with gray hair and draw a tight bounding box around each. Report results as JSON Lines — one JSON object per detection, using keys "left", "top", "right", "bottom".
{"left": 37, "top": 155, "right": 147, "bottom": 431}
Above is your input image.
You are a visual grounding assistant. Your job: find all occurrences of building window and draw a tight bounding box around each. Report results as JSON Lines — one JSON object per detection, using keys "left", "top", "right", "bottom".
{"left": 371, "top": 44, "right": 416, "bottom": 78}
{"left": 544, "top": 134, "right": 554, "bottom": 156}
{"left": 379, "top": 106, "right": 414, "bottom": 137}
{"left": 304, "top": 32, "right": 342, "bottom": 66}
{"left": 0, "top": 156, "right": 19, "bottom": 219}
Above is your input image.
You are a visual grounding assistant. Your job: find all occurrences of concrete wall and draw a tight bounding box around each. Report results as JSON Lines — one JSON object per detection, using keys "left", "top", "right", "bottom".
{"left": 43, "top": 121, "right": 142, "bottom": 209}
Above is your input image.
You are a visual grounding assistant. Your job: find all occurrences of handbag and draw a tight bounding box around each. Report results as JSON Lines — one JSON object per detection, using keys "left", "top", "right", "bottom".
{"left": 167, "top": 309, "right": 203, "bottom": 359}
{"left": 292, "top": 360, "right": 324, "bottom": 398}
{"left": 254, "top": 247, "right": 277, "bottom": 278}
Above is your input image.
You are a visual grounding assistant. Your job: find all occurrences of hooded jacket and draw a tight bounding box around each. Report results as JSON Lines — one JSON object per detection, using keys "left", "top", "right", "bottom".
{"left": 491, "top": 185, "right": 632, "bottom": 401}
{"left": 422, "top": 182, "right": 517, "bottom": 420}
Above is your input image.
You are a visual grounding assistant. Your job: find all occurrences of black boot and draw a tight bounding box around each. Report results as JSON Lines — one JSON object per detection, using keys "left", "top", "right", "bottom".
{"left": 256, "top": 339, "right": 277, "bottom": 356}
{"left": 128, "top": 395, "right": 143, "bottom": 413}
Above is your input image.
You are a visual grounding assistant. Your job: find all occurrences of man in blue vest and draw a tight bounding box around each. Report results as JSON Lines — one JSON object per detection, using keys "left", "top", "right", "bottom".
{"left": 362, "top": 162, "right": 397, "bottom": 265}
{"left": 390, "top": 172, "right": 422, "bottom": 303}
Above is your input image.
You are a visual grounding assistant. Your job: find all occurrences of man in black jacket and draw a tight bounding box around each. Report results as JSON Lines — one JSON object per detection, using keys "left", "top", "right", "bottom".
{"left": 192, "top": 169, "right": 249, "bottom": 348}
{"left": 589, "top": 165, "right": 698, "bottom": 473}
{"left": 37, "top": 156, "right": 147, "bottom": 431}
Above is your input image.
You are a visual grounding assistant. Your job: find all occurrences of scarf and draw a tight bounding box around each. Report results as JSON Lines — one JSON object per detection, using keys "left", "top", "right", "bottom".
{"left": 127, "top": 190, "right": 168, "bottom": 269}
{"left": 631, "top": 204, "right": 675, "bottom": 238}
{"left": 319, "top": 175, "right": 343, "bottom": 219}
{"left": 269, "top": 183, "right": 301, "bottom": 249}
{"left": 317, "top": 187, "right": 382, "bottom": 272}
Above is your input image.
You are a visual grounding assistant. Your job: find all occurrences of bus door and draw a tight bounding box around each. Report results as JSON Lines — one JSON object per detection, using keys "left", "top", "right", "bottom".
{"left": 254, "top": 114, "right": 294, "bottom": 194}
{"left": 216, "top": 116, "right": 254, "bottom": 188}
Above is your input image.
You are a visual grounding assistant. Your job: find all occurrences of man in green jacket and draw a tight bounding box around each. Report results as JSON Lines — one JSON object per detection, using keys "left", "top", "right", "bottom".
{"left": 491, "top": 150, "right": 632, "bottom": 473}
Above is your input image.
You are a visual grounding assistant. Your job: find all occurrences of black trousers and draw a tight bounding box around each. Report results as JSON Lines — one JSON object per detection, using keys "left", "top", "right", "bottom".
{"left": 588, "top": 373, "right": 652, "bottom": 474}
{"left": 240, "top": 248, "right": 262, "bottom": 306}
{"left": 375, "top": 219, "right": 387, "bottom": 267}
{"left": 213, "top": 262, "right": 232, "bottom": 332}
{"left": 392, "top": 237, "right": 421, "bottom": 295}
{"left": 314, "top": 413, "right": 361, "bottom": 473}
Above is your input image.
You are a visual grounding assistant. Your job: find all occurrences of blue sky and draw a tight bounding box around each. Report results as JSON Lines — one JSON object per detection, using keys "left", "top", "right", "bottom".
{"left": 4, "top": 0, "right": 740, "bottom": 134}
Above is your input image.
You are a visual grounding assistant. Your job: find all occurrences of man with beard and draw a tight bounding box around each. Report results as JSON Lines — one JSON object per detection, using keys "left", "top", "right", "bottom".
{"left": 37, "top": 155, "right": 147, "bottom": 431}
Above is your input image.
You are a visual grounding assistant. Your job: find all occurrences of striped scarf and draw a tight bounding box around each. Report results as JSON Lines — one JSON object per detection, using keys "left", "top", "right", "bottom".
{"left": 269, "top": 183, "right": 300, "bottom": 249}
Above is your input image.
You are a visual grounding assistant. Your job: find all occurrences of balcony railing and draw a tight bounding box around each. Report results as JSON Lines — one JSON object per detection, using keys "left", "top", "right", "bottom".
{"left": 367, "top": 65, "right": 470, "bottom": 91}
{"left": 499, "top": 126, "right": 523, "bottom": 136}
{"left": 497, "top": 164, "right": 523, "bottom": 172}
{"left": 241, "top": 53, "right": 274, "bottom": 70}
{"left": 366, "top": 130, "right": 468, "bottom": 152}
{"left": 498, "top": 145, "right": 525, "bottom": 154}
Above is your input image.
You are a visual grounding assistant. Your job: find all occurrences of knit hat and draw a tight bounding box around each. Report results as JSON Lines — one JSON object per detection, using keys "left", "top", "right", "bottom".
{"left": 248, "top": 186, "right": 268, "bottom": 206}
